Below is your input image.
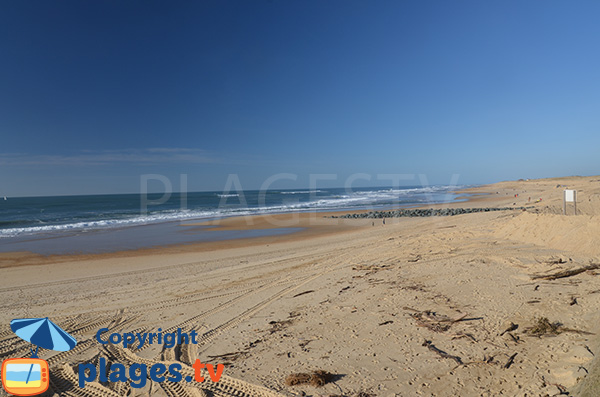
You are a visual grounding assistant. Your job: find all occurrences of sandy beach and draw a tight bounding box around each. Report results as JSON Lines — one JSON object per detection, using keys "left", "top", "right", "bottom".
{"left": 1, "top": 176, "right": 600, "bottom": 396}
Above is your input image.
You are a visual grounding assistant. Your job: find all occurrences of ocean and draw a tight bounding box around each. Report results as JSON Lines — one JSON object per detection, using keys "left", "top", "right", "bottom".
{"left": 0, "top": 186, "right": 467, "bottom": 254}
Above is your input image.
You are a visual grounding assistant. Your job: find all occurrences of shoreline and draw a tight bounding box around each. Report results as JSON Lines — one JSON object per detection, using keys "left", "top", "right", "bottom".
{"left": 0, "top": 182, "right": 525, "bottom": 266}
{"left": 0, "top": 173, "right": 591, "bottom": 269}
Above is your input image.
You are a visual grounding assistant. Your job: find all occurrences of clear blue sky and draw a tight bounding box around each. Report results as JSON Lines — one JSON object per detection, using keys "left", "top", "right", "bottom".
{"left": 1, "top": 1, "right": 599, "bottom": 196}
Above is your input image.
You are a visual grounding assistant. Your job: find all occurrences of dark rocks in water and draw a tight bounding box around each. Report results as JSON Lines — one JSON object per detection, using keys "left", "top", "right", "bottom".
{"left": 329, "top": 207, "right": 532, "bottom": 219}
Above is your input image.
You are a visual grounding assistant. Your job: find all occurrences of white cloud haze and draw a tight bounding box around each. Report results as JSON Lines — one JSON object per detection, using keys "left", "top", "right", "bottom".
{"left": 0, "top": 148, "right": 216, "bottom": 166}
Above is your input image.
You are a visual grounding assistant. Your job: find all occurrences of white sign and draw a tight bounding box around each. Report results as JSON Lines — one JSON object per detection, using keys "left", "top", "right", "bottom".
{"left": 565, "top": 189, "right": 576, "bottom": 203}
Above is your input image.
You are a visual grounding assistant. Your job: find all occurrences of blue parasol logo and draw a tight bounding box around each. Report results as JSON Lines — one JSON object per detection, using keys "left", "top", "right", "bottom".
{"left": 2, "top": 318, "right": 77, "bottom": 395}
{"left": 10, "top": 317, "right": 77, "bottom": 357}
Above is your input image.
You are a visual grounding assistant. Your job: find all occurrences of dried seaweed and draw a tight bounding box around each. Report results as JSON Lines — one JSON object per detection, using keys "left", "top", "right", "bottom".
{"left": 526, "top": 317, "right": 562, "bottom": 336}
{"left": 285, "top": 370, "right": 334, "bottom": 387}
{"left": 285, "top": 372, "right": 311, "bottom": 386}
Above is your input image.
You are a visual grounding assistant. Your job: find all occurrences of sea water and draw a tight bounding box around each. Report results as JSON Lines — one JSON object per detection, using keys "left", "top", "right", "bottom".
{"left": 0, "top": 186, "right": 467, "bottom": 254}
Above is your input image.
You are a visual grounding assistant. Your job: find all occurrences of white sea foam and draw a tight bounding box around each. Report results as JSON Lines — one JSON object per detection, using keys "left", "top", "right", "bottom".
{"left": 0, "top": 186, "right": 463, "bottom": 238}
{"left": 280, "top": 190, "right": 324, "bottom": 194}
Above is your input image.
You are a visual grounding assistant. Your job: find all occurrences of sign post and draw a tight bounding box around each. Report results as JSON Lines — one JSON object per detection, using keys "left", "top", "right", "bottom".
{"left": 563, "top": 189, "right": 577, "bottom": 215}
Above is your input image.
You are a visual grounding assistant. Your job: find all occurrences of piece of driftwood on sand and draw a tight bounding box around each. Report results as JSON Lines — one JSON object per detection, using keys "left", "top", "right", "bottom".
{"left": 531, "top": 263, "right": 600, "bottom": 281}
{"left": 422, "top": 340, "right": 463, "bottom": 365}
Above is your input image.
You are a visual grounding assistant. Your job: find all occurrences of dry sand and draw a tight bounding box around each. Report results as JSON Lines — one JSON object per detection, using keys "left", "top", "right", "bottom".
{"left": 1, "top": 176, "right": 600, "bottom": 396}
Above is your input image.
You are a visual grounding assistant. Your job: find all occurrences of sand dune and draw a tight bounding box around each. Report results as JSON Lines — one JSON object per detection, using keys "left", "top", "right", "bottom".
{"left": 494, "top": 212, "right": 600, "bottom": 256}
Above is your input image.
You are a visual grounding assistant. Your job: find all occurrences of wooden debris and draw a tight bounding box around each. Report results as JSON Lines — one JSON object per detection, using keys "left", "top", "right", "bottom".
{"left": 560, "top": 326, "right": 595, "bottom": 335}
{"left": 504, "top": 352, "right": 517, "bottom": 369}
{"left": 550, "top": 383, "right": 569, "bottom": 395}
{"left": 293, "top": 290, "right": 315, "bottom": 298}
{"left": 531, "top": 263, "right": 600, "bottom": 281}
{"left": 422, "top": 340, "right": 463, "bottom": 365}
{"left": 451, "top": 332, "right": 477, "bottom": 342}
{"left": 268, "top": 319, "right": 293, "bottom": 334}
{"left": 411, "top": 312, "right": 450, "bottom": 332}
{"left": 507, "top": 333, "right": 520, "bottom": 343}
{"left": 298, "top": 340, "right": 312, "bottom": 350}
{"left": 404, "top": 307, "right": 479, "bottom": 333}
{"left": 500, "top": 322, "right": 518, "bottom": 336}
{"left": 352, "top": 263, "right": 391, "bottom": 274}
{"left": 207, "top": 351, "right": 244, "bottom": 361}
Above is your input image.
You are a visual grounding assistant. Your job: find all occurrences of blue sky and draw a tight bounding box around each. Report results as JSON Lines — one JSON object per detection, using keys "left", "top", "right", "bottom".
{"left": 1, "top": 1, "right": 599, "bottom": 196}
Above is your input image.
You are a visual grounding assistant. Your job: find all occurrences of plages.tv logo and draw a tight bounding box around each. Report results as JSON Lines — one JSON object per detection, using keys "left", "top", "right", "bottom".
{"left": 1, "top": 317, "right": 77, "bottom": 396}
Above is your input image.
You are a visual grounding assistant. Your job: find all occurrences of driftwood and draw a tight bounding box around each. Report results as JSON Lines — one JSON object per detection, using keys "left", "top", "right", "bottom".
{"left": 500, "top": 322, "right": 518, "bottom": 336}
{"left": 292, "top": 290, "right": 315, "bottom": 298}
{"left": 422, "top": 340, "right": 463, "bottom": 365}
{"left": 206, "top": 351, "right": 244, "bottom": 361}
{"left": 504, "top": 353, "right": 517, "bottom": 369}
{"left": 531, "top": 263, "right": 600, "bottom": 281}
{"left": 409, "top": 311, "right": 450, "bottom": 332}
{"left": 404, "top": 307, "right": 481, "bottom": 333}
{"left": 452, "top": 332, "right": 477, "bottom": 342}
{"left": 507, "top": 333, "right": 520, "bottom": 343}
{"left": 561, "top": 327, "right": 595, "bottom": 335}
